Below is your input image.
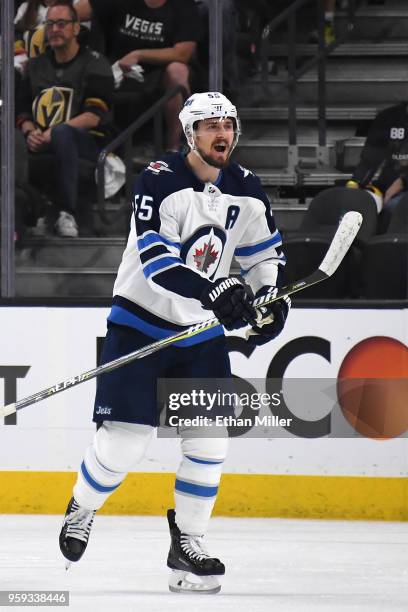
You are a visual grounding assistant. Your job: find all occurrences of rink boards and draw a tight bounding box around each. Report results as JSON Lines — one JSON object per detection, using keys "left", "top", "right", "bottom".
{"left": 0, "top": 306, "right": 407, "bottom": 519}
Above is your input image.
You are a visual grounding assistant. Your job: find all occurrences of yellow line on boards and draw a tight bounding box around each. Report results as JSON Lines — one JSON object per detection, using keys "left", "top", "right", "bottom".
{"left": 0, "top": 472, "right": 406, "bottom": 520}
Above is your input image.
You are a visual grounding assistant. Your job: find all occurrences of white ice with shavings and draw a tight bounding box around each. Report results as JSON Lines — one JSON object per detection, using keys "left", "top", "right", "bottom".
{"left": 0, "top": 515, "right": 407, "bottom": 611}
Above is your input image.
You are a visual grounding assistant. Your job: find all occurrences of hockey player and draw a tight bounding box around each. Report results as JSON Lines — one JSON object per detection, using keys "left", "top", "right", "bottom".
{"left": 59, "top": 92, "right": 290, "bottom": 593}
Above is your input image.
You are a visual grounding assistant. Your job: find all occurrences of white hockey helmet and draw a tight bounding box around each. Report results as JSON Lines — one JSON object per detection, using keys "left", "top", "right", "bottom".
{"left": 179, "top": 91, "right": 241, "bottom": 151}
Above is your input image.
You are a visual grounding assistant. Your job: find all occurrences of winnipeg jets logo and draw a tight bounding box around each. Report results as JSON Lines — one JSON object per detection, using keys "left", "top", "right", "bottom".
{"left": 147, "top": 160, "right": 174, "bottom": 175}
{"left": 194, "top": 231, "right": 219, "bottom": 274}
{"left": 95, "top": 406, "right": 112, "bottom": 415}
{"left": 181, "top": 226, "right": 226, "bottom": 280}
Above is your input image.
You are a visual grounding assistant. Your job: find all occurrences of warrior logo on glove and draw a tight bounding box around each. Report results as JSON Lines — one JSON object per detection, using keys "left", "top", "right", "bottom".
{"left": 208, "top": 277, "right": 241, "bottom": 302}
{"left": 200, "top": 277, "right": 257, "bottom": 331}
{"left": 247, "top": 286, "right": 291, "bottom": 347}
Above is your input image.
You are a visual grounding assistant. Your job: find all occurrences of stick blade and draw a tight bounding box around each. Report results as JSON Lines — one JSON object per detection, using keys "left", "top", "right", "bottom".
{"left": 0, "top": 403, "right": 16, "bottom": 418}
{"left": 319, "top": 211, "right": 363, "bottom": 277}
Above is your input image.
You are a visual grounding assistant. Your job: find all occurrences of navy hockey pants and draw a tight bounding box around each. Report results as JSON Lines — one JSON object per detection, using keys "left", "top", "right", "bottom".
{"left": 93, "top": 322, "right": 232, "bottom": 427}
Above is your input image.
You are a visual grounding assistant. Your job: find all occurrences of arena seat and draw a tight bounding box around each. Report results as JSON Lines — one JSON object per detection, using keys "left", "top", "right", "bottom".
{"left": 387, "top": 194, "right": 408, "bottom": 234}
{"left": 300, "top": 186, "right": 378, "bottom": 244}
{"left": 359, "top": 235, "right": 408, "bottom": 299}
{"left": 358, "top": 194, "right": 408, "bottom": 299}
{"left": 282, "top": 234, "right": 351, "bottom": 299}
{"left": 282, "top": 186, "right": 378, "bottom": 299}
{"left": 359, "top": 195, "right": 408, "bottom": 300}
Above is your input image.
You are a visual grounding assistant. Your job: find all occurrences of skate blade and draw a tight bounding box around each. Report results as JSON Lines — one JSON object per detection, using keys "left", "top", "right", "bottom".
{"left": 169, "top": 570, "right": 221, "bottom": 594}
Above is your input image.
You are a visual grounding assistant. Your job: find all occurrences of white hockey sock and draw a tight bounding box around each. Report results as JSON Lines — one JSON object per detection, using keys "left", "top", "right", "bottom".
{"left": 174, "top": 428, "right": 228, "bottom": 535}
{"left": 174, "top": 455, "right": 224, "bottom": 535}
{"left": 73, "top": 444, "right": 126, "bottom": 510}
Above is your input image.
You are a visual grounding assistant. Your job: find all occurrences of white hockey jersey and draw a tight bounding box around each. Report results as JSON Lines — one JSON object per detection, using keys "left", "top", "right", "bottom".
{"left": 108, "top": 153, "right": 286, "bottom": 345}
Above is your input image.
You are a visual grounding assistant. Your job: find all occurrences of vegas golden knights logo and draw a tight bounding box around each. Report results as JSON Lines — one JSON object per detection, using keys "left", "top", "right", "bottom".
{"left": 27, "top": 26, "right": 47, "bottom": 58}
{"left": 32, "top": 87, "right": 74, "bottom": 128}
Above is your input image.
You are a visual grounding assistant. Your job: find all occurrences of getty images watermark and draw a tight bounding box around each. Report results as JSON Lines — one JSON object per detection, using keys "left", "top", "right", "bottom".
{"left": 157, "top": 377, "right": 408, "bottom": 439}
{"left": 165, "top": 388, "right": 291, "bottom": 429}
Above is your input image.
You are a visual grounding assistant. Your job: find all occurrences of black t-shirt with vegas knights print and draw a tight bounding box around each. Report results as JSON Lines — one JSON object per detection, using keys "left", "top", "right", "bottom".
{"left": 16, "top": 46, "right": 115, "bottom": 142}
{"left": 89, "top": 0, "right": 201, "bottom": 66}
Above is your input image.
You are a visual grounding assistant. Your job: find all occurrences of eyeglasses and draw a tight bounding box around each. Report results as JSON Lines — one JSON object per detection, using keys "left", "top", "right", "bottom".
{"left": 44, "top": 19, "right": 75, "bottom": 29}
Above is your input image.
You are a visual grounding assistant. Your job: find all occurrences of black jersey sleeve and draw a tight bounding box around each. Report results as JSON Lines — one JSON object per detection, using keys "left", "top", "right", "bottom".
{"left": 352, "top": 108, "right": 392, "bottom": 187}
{"left": 132, "top": 169, "right": 212, "bottom": 301}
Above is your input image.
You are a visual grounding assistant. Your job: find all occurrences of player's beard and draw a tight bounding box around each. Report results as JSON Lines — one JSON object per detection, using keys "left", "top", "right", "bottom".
{"left": 196, "top": 143, "right": 232, "bottom": 169}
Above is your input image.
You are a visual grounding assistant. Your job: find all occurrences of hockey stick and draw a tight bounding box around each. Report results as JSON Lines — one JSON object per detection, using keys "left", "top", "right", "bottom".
{"left": 0, "top": 211, "right": 362, "bottom": 418}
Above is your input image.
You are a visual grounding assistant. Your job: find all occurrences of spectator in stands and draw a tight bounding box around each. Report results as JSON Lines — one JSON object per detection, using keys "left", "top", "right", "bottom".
{"left": 14, "top": 0, "right": 83, "bottom": 69}
{"left": 14, "top": 0, "right": 87, "bottom": 71}
{"left": 323, "top": 0, "right": 336, "bottom": 45}
{"left": 346, "top": 102, "right": 408, "bottom": 232}
{"left": 309, "top": 0, "right": 345, "bottom": 45}
{"left": 75, "top": 0, "right": 200, "bottom": 151}
{"left": 14, "top": 0, "right": 55, "bottom": 70}
{"left": 16, "top": 1, "right": 114, "bottom": 237}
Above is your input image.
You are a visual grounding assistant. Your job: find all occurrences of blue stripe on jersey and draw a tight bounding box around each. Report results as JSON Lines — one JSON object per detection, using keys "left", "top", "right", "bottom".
{"left": 234, "top": 232, "right": 282, "bottom": 257}
{"left": 175, "top": 478, "right": 219, "bottom": 498}
{"left": 143, "top": 256, "right": 182, "bottom": 279}
{"left": 137, "top": 232, "right": 181, "bottom": 251}
{"left": 81, "top": 461, "right": 121, "bottom": 493}
{"left": 186, "top": 455, "right": 224, "bottom": 465}
{"left": 108, "top": 305, "right": 224, "bottom": 346}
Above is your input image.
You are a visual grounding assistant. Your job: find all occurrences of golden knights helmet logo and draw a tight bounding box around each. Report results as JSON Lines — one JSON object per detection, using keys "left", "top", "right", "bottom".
{"left": 32, "top": 87, "right": 74, "bottom": 129}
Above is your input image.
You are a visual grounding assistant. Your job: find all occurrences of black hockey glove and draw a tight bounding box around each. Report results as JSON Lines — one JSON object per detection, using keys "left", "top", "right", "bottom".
{"left": 247, "top": 286, "right": 291, "bottom": 347}
{"left": 200, "top": 277, "right": 257, "bottom": 331}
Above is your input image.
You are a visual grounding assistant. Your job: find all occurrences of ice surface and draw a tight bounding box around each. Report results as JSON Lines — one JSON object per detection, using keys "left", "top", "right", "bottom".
{"left": 0, "top": 515, "right": 407, "bottom": 612}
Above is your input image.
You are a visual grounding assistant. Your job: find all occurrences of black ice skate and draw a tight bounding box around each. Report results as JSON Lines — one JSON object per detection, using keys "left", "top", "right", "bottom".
{"left": 166, "top": 509, "right": 225, "bottom": 594}
{"left": 59, "top": 497, "right": 96, "bottom": 569}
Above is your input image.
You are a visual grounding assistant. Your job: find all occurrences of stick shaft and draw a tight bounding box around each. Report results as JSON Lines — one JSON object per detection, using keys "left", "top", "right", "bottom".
{"left": 0, "top": 270, "right": 332, "bottom": 417}
{"left": 1, "top": 211, "right": 362, "bottom": 417}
